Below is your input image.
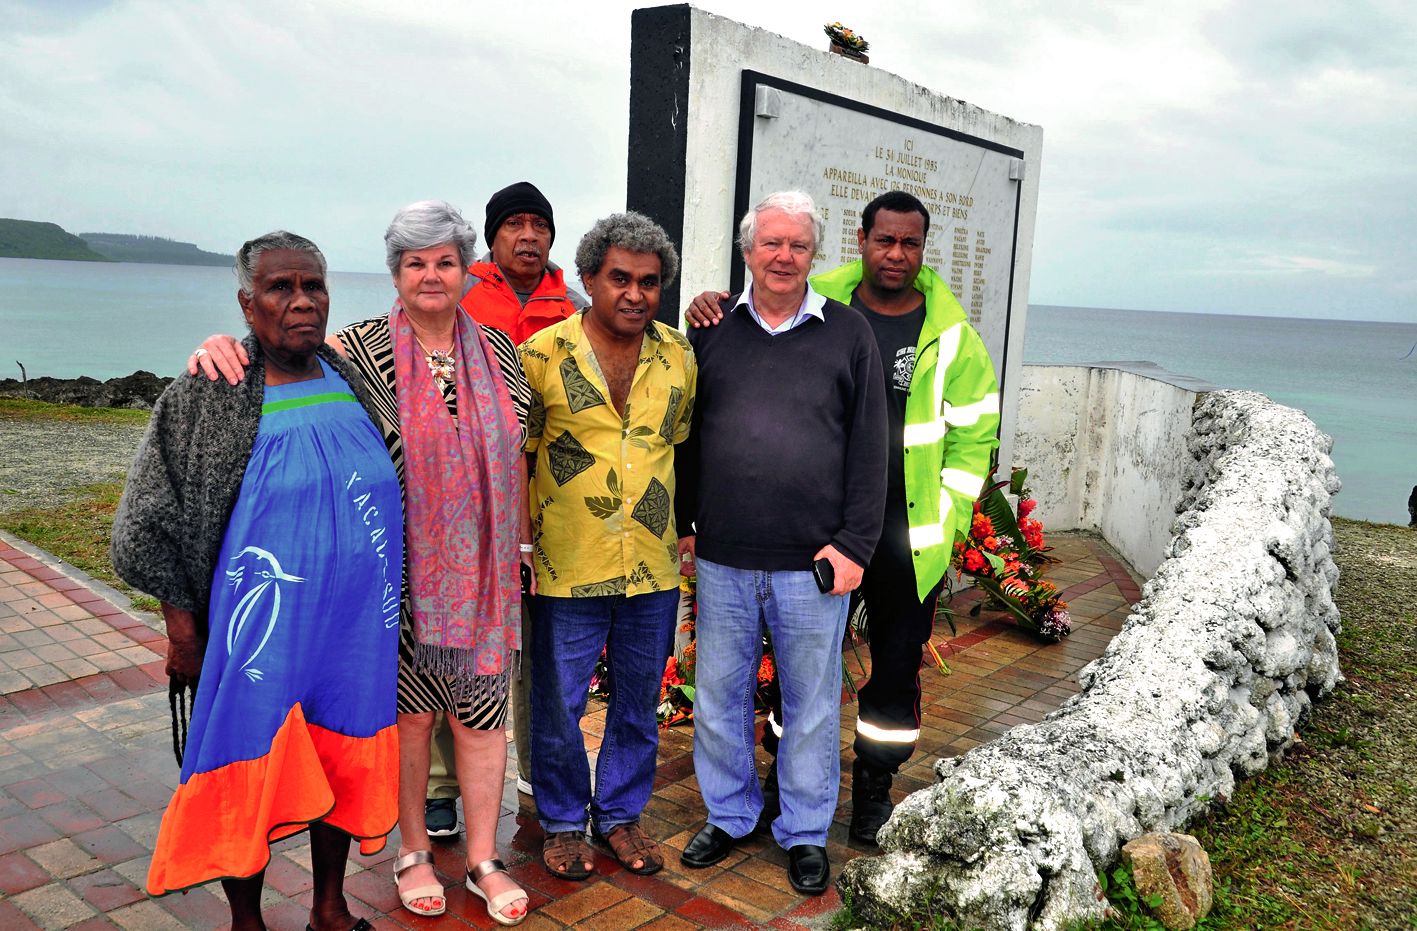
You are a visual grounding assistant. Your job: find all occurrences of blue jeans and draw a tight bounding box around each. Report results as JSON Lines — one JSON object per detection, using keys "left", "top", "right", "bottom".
{"left": 529, "top": 588, "right": 679, "bottom": 834}
{"left": 693, "top": 557, "right": 849, "bottom": 847}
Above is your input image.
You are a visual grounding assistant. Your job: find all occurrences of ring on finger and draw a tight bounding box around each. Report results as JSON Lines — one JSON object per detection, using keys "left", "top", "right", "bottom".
{"left": 194, "top": 348, "right": 210, "bottom": 358}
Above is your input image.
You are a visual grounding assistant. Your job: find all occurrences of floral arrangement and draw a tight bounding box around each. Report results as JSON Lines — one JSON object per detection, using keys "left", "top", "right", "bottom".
{"left": 824, "top": 22, "right": 869, "bottom": 53}
{"left": 952, "top": 468, "right": 1072, "bottom": 641}
{"left": 587, "top": 575, "right": 774, "bottom": 728}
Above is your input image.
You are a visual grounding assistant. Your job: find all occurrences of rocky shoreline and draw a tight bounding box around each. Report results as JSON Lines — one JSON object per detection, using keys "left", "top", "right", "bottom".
{"left": 0, "top": 371, "right": 170, "bottom": 409}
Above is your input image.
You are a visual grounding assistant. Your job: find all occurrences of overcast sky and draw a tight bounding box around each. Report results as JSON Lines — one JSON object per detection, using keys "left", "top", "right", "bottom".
{"left": 2, "top": 0, "right": 1413, "bottom": 321}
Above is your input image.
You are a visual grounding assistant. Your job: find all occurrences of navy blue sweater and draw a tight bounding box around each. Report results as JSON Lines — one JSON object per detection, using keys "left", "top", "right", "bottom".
{"left": 674, "top": 296, "right": 887, "bottom": 571}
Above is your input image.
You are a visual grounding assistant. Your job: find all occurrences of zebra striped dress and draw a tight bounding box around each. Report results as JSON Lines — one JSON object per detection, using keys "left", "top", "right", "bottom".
{"left": 338, "top": 314, "right": 529, "bottom": 728}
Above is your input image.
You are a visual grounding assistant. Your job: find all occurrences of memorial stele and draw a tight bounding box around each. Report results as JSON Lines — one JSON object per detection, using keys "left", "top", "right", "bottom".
{"left": 627, "top": 4, "right": 1043, "bottom": 470}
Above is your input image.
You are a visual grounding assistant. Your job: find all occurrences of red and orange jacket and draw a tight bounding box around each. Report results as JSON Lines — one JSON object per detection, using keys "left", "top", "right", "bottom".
{"left": 460, "top": 260, "right": 587, "bottom": 346}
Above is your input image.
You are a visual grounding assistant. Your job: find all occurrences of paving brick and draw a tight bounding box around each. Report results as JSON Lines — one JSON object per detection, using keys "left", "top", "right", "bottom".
{"left": 37, "top": 800, "right": 107, "bottom": 836}
{"left": 27, "top": 837, "right": 104, "bottom": 879}
{"left": 0, "top": 809, "right": 61, "bottom": 855}
{"left": 12, "top": 880, "right": 100, "bottom": 927}
{"left": 0, "top": 850, "right": 52, "bottom": 895}
{"left": 71, "top": 825, "right": 148, "bottom": 865}
{"left": 66, "top": 866, "right": 147, "bottom": 911}
{"left": 6, "top": 775, "right": 67, "bottom": 809}
{"left": 538, "top": 878, "right": 631, "bottom": 924}
{"left": 0, "top": 897, "right": 43, "bottom": 930}
{"left": 153, "top": 883, "right": 232, "bottom": 929}
{"left": 106, "top": 898, "right": 190, "bottom": 931}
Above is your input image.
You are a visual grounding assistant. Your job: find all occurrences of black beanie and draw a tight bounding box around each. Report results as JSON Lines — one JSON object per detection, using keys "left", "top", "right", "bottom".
{"left": 484, "top": 181, "right": 555, "bottom": 247}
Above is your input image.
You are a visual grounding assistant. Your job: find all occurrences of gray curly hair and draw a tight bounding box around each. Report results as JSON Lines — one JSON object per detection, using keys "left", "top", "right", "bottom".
{"left": 574, "top": 211, "right": 679, "bottom": 287}
{"left": 235, "top": 231, "right": 326, "bottom": 296}
{"left": 384, "top": 200, "right": 478, "bottom": 274}
{"left": 737, "top": 190, "right": 824, "bottom": 253}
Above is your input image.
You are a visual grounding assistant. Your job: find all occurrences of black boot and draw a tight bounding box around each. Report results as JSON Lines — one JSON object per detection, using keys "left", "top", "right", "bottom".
{"left": 755, "top": 757, "right": 780, "bottom": 834}
{"left": 850, "top": 758, "right": 894, "bottom": 845}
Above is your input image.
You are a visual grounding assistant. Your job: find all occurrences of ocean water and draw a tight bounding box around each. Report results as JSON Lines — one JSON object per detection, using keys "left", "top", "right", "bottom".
{"left": 1024, "top": 304, "right": 1417, "bottom": 526}
{"left": 1, "top": 258, "right": 1411, "bottom": 524}
{"left": 0, "top": 257, "right": 398, "bottom": 380}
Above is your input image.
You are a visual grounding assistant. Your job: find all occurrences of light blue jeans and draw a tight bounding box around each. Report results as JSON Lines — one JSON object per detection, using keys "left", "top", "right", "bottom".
{"left": 693, "top": 556, "right": 849, "bottom": 848}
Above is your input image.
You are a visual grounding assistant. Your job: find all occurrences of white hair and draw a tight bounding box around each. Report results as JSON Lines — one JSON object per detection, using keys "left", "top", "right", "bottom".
{"left": 738, "top": 190, "right": 824, "bottom": 253}
{"left": 235, "top": 231, "right": 326, "bottom": 296}
{"left": 384, "top": 200, "right": 478, "bottom": 274}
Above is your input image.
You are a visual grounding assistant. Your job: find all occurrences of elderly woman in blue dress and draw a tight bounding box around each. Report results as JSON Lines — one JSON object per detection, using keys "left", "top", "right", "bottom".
{"left": 113, "top": 232, "right": 401, "bottom": 931}
{"left": 187, "top": 202, "right": 533, "bottom": 925}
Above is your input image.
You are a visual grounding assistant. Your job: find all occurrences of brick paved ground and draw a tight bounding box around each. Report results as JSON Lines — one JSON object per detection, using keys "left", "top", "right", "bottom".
{"left": 0, "top": 531, "right": 1140, "bottom": 930}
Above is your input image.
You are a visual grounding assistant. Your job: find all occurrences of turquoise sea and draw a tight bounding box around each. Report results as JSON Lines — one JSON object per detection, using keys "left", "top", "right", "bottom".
{"left": 2, "top": 258, "right": 1413, "bottom": 524}
{"left": 1024, "top": 304, "right": 1416, "bottom": 526}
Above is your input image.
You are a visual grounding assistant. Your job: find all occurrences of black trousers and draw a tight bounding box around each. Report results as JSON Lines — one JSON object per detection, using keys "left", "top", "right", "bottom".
{"left": 761, "top": 506, "right": 942, "bottom": 774}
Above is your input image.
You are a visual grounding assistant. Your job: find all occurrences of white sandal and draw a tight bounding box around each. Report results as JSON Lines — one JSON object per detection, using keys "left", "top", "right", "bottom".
{"left": 392, "top": 849, "right": 445, "bottom": 917}
{"left": 466, "top": 858, "right": 528, "bottom": 926}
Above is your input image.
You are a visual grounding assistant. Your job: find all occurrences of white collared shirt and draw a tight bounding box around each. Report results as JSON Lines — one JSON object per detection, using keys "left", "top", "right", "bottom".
{"left": 733, "top": 281, "right": 828, "bottom": 334}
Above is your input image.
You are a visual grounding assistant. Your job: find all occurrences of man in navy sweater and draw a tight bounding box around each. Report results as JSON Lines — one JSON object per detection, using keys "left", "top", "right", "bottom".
{"left": 674, "top": 190, "right": 887, "bottom": 895}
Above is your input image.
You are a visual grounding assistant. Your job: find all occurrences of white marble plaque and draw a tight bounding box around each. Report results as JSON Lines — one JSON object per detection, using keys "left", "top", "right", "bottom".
{"left": 739, "top": 78, "right": 1024, "bottom": 376}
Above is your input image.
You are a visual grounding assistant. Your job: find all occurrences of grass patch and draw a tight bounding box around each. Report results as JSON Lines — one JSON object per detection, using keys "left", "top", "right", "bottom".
{"left": 0, "top": 480, "right": 158, "bottom": 613}
{"left": 1100, "top": 516, "right": 1417, "bottom": 930}
{"left": 0, "top": 398, "right": 151, "bottom": 425}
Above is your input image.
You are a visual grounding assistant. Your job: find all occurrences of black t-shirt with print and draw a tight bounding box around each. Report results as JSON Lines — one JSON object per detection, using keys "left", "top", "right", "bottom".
{"left": 851, "top": 291, "right": 925, "bottom": 543}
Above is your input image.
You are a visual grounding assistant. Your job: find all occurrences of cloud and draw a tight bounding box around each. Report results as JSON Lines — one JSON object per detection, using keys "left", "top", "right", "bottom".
{"left": 1, "top": 0, "right": 1413, "bottom": 322}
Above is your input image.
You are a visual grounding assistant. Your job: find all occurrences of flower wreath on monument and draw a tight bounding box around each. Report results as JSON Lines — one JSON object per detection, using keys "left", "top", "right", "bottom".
{"left": 952, "top": 467, "right": 1072, "bottom": 642}
{"left": 587, "top": 466, "right": 1068, "bottom": 723}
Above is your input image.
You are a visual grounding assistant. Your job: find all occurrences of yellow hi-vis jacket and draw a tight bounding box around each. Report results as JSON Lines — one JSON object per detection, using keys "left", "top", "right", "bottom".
{"left": 811, "top": 262, "right": 1001, "bottom": 601}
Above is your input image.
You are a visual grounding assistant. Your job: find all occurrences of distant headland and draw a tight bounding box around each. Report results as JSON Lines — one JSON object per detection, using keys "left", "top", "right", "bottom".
{"left": 0, "top": 218, "right": 233, "bottom": 266}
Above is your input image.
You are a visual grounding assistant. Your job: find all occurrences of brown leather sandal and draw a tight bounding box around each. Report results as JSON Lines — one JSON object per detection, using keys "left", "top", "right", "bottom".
{"left": 592, "top": 822, "right": 664, "bottom": 875}
{"left": 542, "top": 831, "right": 594, "bottom": 880}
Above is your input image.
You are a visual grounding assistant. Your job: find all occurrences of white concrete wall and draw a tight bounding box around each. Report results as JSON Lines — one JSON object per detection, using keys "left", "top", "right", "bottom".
{"left": 840, "top": 389, "right": 1343, "bottom": 930}
{"left": 675, "top": 4, "right": 1044, "bottom": 472}
{"left": 1015, "top": 363, "right": 1213, "bottom": 577}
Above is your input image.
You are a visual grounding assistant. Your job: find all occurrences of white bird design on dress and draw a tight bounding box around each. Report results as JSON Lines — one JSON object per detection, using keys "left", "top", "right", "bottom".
{"left": 223, "top": 547, "right": 305, "bottom": 682}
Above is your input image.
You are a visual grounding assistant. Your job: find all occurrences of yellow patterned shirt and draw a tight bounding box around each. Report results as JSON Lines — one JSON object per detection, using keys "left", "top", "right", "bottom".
{"left": 520, "top": 312, "right": 697, "bottom": 598}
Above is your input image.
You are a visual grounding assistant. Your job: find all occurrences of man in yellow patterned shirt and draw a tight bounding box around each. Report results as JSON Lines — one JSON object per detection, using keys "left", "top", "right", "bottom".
{"left": 519, "top": 211, "right": 696, "bottom": 883}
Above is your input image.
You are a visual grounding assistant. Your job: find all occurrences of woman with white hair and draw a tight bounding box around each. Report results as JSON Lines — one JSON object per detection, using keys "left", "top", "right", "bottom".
{"left": 188, "top": 201, "right": 532, "bottom": 925}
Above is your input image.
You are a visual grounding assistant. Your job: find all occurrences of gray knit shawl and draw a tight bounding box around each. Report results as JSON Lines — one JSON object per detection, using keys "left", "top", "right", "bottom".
{"left": 110, "top": 336, "right": 383, "bottom": 634}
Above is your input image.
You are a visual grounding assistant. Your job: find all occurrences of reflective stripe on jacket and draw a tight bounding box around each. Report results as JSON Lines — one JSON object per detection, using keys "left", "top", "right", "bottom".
{"left": 811, "top": 261, "right": 1000, "bottom": 601}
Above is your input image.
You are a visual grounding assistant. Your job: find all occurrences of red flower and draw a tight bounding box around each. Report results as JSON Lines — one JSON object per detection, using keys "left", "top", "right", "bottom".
{"left": 983, "top": 535, "right": 999, "bottom": 552}
{"left": 971, "top": 514, "right": 994, "bottom": 537}
{"left": 1019, "top": 498, "right": 1037, "bottom": 518}
{"left": 757, "top": 655, "right": 775, "bottom": 686}
{"left": 963, "top": 549, "right": 987, "bottom": 572}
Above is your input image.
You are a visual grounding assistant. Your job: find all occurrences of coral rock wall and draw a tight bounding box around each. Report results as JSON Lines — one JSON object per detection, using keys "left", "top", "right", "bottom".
{"left": 838, "top": 390, "right": 1342, "bottom": 930}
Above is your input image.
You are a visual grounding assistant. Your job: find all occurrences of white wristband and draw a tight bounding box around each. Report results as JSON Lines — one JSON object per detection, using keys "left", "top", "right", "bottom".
{"left": 519, "top": 543, "right": 534, "bottom": 554}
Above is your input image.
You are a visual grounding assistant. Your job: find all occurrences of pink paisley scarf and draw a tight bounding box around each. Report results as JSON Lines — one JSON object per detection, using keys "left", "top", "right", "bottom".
{"left": 391, "top": 304, "right": 521, "bottom": 687}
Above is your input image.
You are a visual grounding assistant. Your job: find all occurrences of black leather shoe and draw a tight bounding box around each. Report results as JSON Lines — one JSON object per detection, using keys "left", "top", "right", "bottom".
{"left": 787, "top": 844, "right": 829, "bottom": 895}
{"left": 849, "top": 758, "right": 894, "bottom": 845}
{"left": 681, "top": 823, "right": 739, "bottom": 868}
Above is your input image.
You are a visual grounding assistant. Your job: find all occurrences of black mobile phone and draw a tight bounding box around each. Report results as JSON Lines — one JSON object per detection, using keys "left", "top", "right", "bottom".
{"left": 812, "top": 557, "right": 835, "bottom": 593}
{"left": 520, "top": 562, "right": 533, "bottom": 596}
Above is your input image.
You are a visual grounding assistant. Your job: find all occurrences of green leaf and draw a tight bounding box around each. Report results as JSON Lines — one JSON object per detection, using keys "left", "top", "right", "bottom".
{"left": 975, "top": 576, "right": 1037, "bottom": 629}
{"left": 584, "top": 496, "right": 621, "bottom": 519}
{"left": 983, "top": 550, "right": 1007, "bottom": 573}
{"left": 1009, "top": 467, "right": 1029, "bottom": 496}
{"left": 677, "top": 685, "right": 695, "bottom": 702}
{"left": 979, "top": 483, "right": 1026, "bottom": 553}
{"left": 607, "top": 468, "right": 620, "bottom": 497}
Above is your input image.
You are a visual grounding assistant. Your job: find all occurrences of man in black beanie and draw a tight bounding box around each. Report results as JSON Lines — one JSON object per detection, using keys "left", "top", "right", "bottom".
{"left": 456, "top": 180, "right": 587, "bottom": 345}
